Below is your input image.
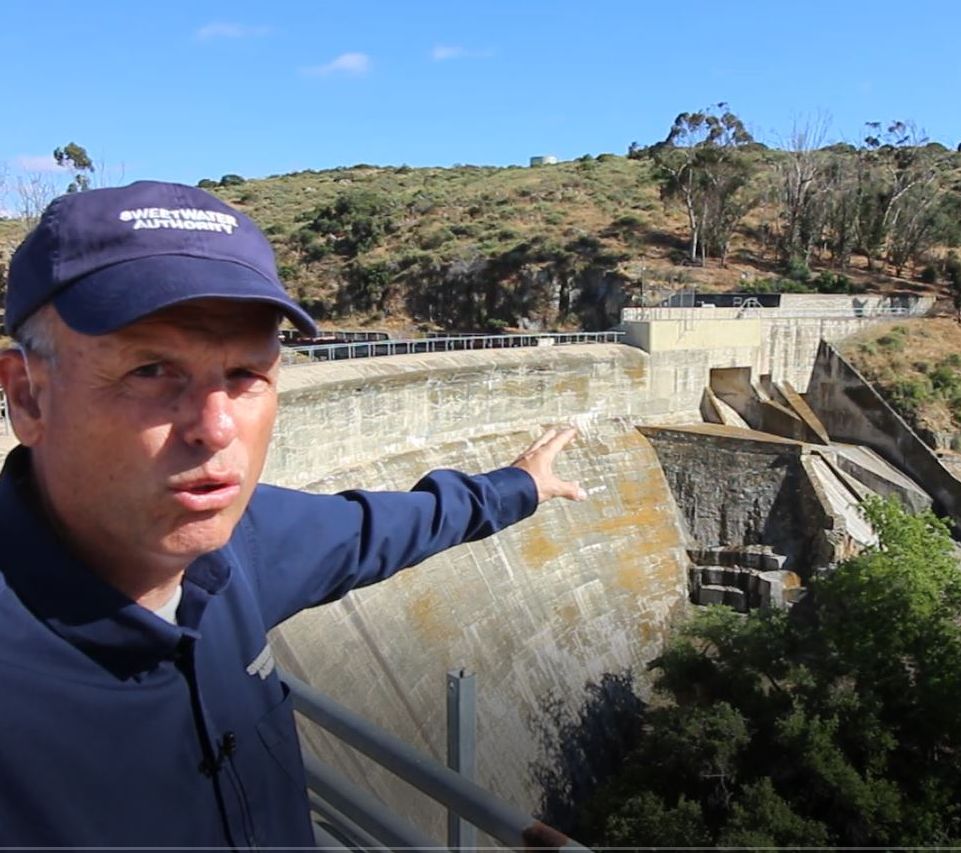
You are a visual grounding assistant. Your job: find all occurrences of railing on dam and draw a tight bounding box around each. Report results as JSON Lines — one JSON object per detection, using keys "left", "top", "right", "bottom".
{"left": 283, "top": 669, "right": 590, "bottom": 851}
{"left": 622, "top": 304, "right": 927, "bottom": 322}
{"left": 281, "top": 331, "right": 625, "bottom": 365}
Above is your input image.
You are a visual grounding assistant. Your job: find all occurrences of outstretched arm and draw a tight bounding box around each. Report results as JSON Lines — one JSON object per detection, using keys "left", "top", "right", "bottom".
{"left": 243, "top": 427, "right": 585, "bottom": 626}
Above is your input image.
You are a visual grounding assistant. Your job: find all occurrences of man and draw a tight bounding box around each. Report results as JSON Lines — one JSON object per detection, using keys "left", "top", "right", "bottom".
{"left": 0, "top": 181, "right": 583, "bottom": 846}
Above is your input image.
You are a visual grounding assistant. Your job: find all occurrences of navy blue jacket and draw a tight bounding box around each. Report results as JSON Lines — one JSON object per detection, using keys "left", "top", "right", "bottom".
{"left": 0, "top": 447, "right": 537, "bottom": 847}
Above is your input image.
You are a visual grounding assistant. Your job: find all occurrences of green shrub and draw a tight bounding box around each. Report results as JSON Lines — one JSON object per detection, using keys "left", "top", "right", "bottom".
{"left": 417, "top": 227, "right": 455, "bottom": 250}
{"left": 877, "top": 333, "right": 906, "bottom": 352}
{"left": 813, "top": 270, "right": 852, "bottom": 293}
{"left": 219, "top": 174, "right": 245, "bottom": 187}
{"left": 197, "top": 178, "right": 218, "bottom": 189}
{"left": 920, "top": 264, "right": 938, "bottom": 284}
{"left": 302, "top": 190, "right": 396, "bottom": 257}
{"left": 785, "top": 256, "right": 811, "bottom": 283}
{"left": 888, "top": 376, "right": 932, "bottom": 412}
{"left": 931, "top": 364, "right": 961, "bottom": 397}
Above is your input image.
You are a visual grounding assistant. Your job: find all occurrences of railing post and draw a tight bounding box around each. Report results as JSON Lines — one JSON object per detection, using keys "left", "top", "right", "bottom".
{"left": 447, "top": 669, "right": 477, "bottom": 852}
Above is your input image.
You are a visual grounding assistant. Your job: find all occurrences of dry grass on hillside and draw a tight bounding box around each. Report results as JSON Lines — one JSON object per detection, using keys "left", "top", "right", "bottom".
{"left": 841, "top": 318, "right": 961, "bottom": 447}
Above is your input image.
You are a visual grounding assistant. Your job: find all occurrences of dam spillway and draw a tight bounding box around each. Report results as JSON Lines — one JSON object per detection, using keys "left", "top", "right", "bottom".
{"left": 263, "top": 345, "right": 694, "bottom": 831}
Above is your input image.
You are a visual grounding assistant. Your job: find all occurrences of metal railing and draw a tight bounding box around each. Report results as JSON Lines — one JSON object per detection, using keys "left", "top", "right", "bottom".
{"left": 622, "top": 305, "right": 922, "bottom": 322}
{"left": 281, "top": 331, "right": 624, "bottom": 365}
{"left": 283, "top": 669, "right": 589, "bottom": 851}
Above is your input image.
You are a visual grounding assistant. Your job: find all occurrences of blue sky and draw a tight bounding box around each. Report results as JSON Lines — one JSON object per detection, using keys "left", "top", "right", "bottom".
{"left": 3, "top": 0, "right": 960, "bottom": 201}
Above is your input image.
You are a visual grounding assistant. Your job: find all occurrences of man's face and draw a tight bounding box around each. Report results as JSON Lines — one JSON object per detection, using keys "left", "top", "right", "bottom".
{"left": 23, "top": 300, "right": 281, "bottom": 578}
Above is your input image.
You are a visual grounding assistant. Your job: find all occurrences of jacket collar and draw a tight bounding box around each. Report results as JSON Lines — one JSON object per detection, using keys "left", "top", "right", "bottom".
{"left": 0, "top": 446, "right": 232, "bottom": 679}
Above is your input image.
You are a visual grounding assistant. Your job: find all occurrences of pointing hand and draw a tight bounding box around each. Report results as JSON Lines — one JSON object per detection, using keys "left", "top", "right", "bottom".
{"left": 511, "top": 427, "right": 587, "bottom": 504}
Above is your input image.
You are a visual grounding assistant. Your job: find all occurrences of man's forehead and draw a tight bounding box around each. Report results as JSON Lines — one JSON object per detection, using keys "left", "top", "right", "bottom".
{"left": 120, "top": 299, "right": 282, "bottom": 337}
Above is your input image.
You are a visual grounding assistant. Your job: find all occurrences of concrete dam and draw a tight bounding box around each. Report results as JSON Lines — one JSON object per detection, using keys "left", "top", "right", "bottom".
{"left": 262, "top": 294, "right": 944, "bottom": 835}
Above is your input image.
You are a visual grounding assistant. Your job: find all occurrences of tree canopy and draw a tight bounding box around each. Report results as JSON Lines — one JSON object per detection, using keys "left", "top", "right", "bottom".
{"left": 53, "top": 142, "right": 94, "bottom": 193}
{"left": 577, "top": 498, "right": 961, "bottom": 847}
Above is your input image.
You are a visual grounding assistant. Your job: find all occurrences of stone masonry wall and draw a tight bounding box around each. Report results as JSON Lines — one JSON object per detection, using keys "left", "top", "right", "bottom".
{"left": 638, "top": 426, "right": 833, "bottom": 576}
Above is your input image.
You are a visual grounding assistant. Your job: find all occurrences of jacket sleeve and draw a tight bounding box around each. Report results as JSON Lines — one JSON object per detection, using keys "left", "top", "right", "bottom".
{"left": 236, "top": 466, "right": 538, "bottom": 628}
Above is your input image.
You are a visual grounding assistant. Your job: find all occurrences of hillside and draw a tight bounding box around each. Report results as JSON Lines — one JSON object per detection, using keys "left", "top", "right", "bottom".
{"left": 841, "top": 319, "right": 961, "bottom": 464}
{"left": 3, "top": 141, "right": 961, "bottom": 335}
{"left": 209, "top": 150, "right": 961, "bottom": 333}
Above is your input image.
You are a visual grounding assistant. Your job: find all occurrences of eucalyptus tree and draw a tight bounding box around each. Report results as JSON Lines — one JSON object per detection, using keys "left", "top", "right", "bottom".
{"left": 53, "top": 142, "right": 95, "bottom": 193}
{"left": 644, "top": 104, "right": 757, "bottom": 266}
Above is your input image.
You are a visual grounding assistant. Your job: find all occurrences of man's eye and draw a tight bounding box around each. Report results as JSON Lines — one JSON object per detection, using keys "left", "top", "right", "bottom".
{"left": 131, "top": 363, "right": 167, "bottom": 379}
{"left": 228, "top": 368, "right": 271, "bottom": 392}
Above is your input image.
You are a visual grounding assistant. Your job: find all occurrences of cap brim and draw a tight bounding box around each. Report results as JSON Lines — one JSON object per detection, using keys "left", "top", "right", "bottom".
{"left": 52, "top": 255, "right": 317, "bottom": 336}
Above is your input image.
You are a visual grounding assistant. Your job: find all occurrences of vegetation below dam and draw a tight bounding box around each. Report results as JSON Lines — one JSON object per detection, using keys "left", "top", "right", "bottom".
{"left": 573, "top": 498, "right": 961, "bottom": 847}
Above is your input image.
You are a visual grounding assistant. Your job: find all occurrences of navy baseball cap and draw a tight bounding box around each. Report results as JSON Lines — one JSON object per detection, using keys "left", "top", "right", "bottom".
{"left": 6, "top": 180, "right": 317, "bottom": 336}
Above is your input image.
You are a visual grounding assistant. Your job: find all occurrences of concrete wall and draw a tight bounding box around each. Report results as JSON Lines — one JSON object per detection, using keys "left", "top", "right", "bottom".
{"left": 625, "top": 317, "right": 762, "bottom": 352}
{"left": 806, "top": 342, "right": 961, "bottom": 529}
{"left": 639, "top": 425, "right": 840, "bottom": 576}
{"left": 623, "top": 315, "right": 883, "bottom": 394}
{"left": 265, "top": 344, "right": 706, "bottom": 491}
{"left": 622, "top": 294, "right": 935, "bottom": 320}
{"left": 264, "top": 347, "right": 692, "bottom": 835}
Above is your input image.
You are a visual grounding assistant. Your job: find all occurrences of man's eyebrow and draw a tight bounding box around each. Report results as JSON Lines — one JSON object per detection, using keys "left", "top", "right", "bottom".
{"left": 119, "top": 346, "right": 174, "bottom": 362}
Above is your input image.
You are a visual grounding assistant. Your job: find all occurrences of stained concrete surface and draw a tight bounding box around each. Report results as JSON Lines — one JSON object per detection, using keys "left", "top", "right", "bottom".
{"left": 271, "top": 421, "right": 689, "bottom": 836}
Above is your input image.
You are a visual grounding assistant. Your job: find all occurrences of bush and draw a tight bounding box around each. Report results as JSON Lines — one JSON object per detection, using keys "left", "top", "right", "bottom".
{"left": 417, "top": 227, "right": 455, "bottom": 250}
{"left": 813, "top": 270, "right": 852, "bottom": 293}
{"left": 785, "top": 256, "right": 811, "bottom": 283}
{"left": 888, "top": 376, "right": 932, "bottom": 412}
{"left": 920, "top": 264, "right": 938, "bottom": 284}
{"left": 931, "top": 364, "right": 961, "bottom": 397}
{"left": 197, "top": 178, "right": 218, "bottom": 189}
{"left": 219, "top": 174, "right": 245, "bottom": 187}
{"left": 302, "top": 190, "right": 396, "bottom": 257}
{"left": 877, "top": 333, "right": 906, "bottom": 352}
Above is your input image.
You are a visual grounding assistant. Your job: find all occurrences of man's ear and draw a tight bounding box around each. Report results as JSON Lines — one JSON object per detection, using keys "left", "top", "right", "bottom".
{"left": 0, "top": 348, "right": 45, "bottom": 446}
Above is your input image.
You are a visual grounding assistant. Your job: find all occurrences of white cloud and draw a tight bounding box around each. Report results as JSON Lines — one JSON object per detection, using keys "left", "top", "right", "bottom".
{"left": 195, "top": 22, "right": 272, "bottom": 41}
{"left": 431, "top": 44, "right": 493, "bottom": 61}
{"left": 301, "top": 52, "right": 371, "bottom": 77}
{"left": 15, "top": 154, "right": 61, "bottom": 173}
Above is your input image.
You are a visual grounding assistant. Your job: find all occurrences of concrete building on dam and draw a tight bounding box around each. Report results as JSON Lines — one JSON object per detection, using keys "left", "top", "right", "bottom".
{"left": 254, "top": 291, "right": 951, "bottom": 836}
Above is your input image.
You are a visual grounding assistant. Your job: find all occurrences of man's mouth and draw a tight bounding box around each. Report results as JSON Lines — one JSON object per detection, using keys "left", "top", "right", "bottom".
{"left": 170, "top": 476, "right": 242, "bottom": 511}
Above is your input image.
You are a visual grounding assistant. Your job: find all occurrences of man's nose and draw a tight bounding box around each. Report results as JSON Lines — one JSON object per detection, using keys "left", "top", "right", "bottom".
{"left": 180, "top": 387, "right": 239, "bottom": 451}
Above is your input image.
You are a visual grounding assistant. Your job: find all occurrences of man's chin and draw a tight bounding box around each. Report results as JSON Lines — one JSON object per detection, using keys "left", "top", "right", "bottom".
{"left": 161, "top": 514, "right": 238, "bottom": 561}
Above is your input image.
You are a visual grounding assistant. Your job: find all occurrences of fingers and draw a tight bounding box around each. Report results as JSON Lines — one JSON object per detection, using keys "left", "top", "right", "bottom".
{"left": 541, "top": 427, "right": 578, "bottom": 461}
{"left": 511, "top": 426, "right": 586, "bottom": 504}
{"left": 522, "top": 428, "right": 558, "bottom": 456}
{"left": 557, "top": 478, "right": 588, "bottom": 502}
{"left": 521, "top": 426, "right": 577, "bottom": 459}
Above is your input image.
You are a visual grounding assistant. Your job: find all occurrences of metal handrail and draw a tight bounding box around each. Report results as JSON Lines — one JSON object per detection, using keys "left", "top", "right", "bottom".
{"left": 281, "top": 331, "right": 624, "bottom": 365}
{"left": 283, "top": 669, "right": 589, "bottom": 850}
{"left": 302, "top": 750, "right": 441, "bottom": 851}
{"left": 622, "top": 305, "right": 926, "bottom": 321}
